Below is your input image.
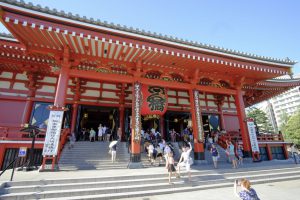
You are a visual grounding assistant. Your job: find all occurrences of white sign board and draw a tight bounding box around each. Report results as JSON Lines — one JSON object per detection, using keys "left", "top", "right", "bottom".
{"left": 247, "top": 121, "right": 260, "bottom": 153}
{"left": 42, "top": 110, "right": 64, "bottom": 156}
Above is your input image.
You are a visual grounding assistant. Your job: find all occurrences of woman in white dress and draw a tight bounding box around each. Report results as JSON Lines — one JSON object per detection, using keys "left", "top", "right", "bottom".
{"left": 98, "top": 124, "right": 103, "bottom": 141}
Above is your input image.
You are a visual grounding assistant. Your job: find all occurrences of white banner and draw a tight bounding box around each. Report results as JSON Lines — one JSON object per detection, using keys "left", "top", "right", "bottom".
{"left": 42, "top": 110, "right": 64, "bottom": 156}
{"left": 247, "top": 121, "right": 260, "bottom": 153}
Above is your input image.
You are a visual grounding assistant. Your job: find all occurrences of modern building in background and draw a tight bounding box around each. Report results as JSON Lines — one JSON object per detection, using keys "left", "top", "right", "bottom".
{"left": 264, "top": 101, "right": 278, "bottom": 133}
{"left": 270, "top": 74, "right": 300, "bottom": 129}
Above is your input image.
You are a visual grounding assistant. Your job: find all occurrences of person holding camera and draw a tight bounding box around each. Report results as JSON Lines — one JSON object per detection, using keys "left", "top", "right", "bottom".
{"left": 234, "top": 178, "right": 260, "bottom": 200}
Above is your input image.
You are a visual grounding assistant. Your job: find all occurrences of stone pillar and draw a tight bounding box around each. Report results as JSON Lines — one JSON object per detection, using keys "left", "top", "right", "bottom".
{"left": 235, "top": 89, "right": 251, "bottom": 156}
{"left": 128, "top": 82, "right": 142, "bottom": 168}
{"left": 189, "top": 89, "right": 205, "bottom": 161}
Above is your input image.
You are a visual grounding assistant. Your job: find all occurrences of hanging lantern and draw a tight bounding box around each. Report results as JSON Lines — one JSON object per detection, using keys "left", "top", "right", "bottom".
{"left": 141, "top": 85, "right": 168, "bottom": 115}
{"left": 84, "top": 113, "right": 88, "bottom": 118}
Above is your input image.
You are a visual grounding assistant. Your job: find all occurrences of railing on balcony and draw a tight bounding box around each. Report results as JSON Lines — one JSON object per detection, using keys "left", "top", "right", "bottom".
{"left": 218, "top": 131, "right": 285, "bottom": 149}
{"left": 0, "top": 126, "right": 46, "bottom": 141}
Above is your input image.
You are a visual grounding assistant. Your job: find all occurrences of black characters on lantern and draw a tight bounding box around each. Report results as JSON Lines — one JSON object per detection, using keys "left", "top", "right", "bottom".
{"left": 147, "top": 86, "right": 166, "bottom": 112}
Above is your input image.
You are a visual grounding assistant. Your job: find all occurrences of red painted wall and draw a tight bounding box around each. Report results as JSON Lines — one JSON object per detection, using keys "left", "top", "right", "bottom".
{"left": 223, "top": 114, "right": 240, "bottom": 132}
{"left": 0, "top": 99, "right": 26, "bottom": 126}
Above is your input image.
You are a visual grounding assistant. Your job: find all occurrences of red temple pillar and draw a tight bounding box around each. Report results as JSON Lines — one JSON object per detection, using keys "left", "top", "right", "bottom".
{"left": 128, "top": 81, "right": 142, "bottom": 168}
{"left": 266, "top": 144, "right": 272, "bottom": 160}
{"left": 119, "top": 105, "right": 125, "bottom": 141}
{"left": 54, "top": 63, "right": 70, "bottom": 107}
{"left": 70, "top": 79, "right": 80, "bottom": 134}
{"left": 70, "top": 103, "right": 78, "bottom": 133}
{"left": 217, "top": 103, "right": 225, "bottom": 130}
{"left": 189, "top": 89, "right": 205, "bottom": 161}
{"left": 40, "top": 48, "right": 70, "bottom": 171}
{"left": 21, "top": 73, "right": 40, "bottom": 125}
{"left": 21, "top": 96, "right": 34, "bottom": 125}
{"left": 235, "top": 89, "right": 251, "bottom": 156}
{"left": 0, "top": 144, "right": 5, "bottom": 170}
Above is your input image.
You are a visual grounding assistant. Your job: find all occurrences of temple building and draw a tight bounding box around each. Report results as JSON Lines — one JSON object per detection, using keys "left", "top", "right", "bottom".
{"left": 0, "top": 0, "right": 300, "bottom": 170}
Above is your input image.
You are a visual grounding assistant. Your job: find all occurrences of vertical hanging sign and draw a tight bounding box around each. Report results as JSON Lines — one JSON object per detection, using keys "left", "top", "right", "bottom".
{"left": 194, "top": 90, "right": 204, "bottom": 141}
{"left": 42, "top": 110, "right": 64, "bottom": 156}
{"left": 246, "top": 119, "right": 260, "bottom": 153}
{"left": 132, "top": 82, "right": 142, "bottom": 141}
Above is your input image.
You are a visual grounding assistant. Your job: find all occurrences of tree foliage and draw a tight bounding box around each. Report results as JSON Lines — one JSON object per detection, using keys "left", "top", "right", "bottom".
{"left": 279, "top": 112, "right": 291, "bottom": 133}
{"left": 283, "top": 109, "right": 300, "bottom": 145}
{"left": 246, "top": 107, "right": 274, "bottom": 133}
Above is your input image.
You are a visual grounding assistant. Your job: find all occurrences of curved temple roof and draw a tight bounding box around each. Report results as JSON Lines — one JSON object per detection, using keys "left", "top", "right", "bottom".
{"left": 0, "top": 0, "right": 297, "bottom": 67}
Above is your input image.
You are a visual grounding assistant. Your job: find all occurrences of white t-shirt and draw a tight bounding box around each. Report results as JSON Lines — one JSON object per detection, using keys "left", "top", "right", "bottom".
{"left": 148, "top": 144, "right": 154, "bottom": 153}
{"left": 98, "top": 127, "right": 103, "bottom": 136}
{"left": 181, "top": 144, "right": 192, "bottom": 164}
{"left": 164, "top": 146, "right": 171, "bottom": 155}
{"left": 102, "top": 127, "right": 107, "bottom": 134}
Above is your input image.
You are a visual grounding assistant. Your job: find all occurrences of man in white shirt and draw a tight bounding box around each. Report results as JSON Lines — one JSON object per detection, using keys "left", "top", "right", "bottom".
{"left": 177, "top": 142, "right": 193, "bottom": 181}
{"left": 148, "top": 144, "right": 154, "bottom": 164}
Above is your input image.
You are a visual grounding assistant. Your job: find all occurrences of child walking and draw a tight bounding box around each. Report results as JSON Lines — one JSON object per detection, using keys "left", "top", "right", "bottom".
{"left": 166, "top": 152, "right": 179, "bottom": 184}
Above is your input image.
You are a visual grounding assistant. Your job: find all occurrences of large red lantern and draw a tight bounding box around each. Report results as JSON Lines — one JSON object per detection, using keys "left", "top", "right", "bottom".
{"left": 141, "top": 85, "right": 168, "bottom": 115}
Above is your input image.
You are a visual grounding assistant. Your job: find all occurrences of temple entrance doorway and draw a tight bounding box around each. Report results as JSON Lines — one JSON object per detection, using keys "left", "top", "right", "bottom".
{"left": 164, "top": 111, "right": 191, "bottom": 142}
{"left": 141, "top": 115, "right": 160, "bottom": 139}
{"left": 76, "top": 105, "right": 119, "bottom": 141}
{"left": 202, "top": 114, "right": 220, "bottom": 143}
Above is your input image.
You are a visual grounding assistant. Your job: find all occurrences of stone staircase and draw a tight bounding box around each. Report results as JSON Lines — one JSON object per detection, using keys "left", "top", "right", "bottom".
{"left": 58, "top": 141, "right": 130, "bottom": 170}
{"left": 1, "top": 166, "right": 300, "bottom": 199}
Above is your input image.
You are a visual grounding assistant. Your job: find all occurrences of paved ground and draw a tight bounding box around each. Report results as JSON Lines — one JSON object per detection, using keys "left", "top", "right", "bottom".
{"left": 0, "top": 159, "right": 296, "bottom": 183}
{"left": 124, "top": 179, "right": 300, "bottom": 200}
{"left": 1, "top": 159, "right": 299, "bottom": 200}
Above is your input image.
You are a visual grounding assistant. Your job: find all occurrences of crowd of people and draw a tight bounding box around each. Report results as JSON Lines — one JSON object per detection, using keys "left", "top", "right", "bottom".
{"left": 78, "top": 124, "right": 119, "bottom": 142}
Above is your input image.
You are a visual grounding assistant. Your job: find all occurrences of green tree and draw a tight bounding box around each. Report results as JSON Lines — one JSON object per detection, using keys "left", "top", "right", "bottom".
{"left": 246, "top": 107, "right": 274, "bottom": 133}
{"left": 279, "top": 112, "right": 291, "bottom": 133}
{"left": 283, "top": 109, "right": 300, "bottom": 145}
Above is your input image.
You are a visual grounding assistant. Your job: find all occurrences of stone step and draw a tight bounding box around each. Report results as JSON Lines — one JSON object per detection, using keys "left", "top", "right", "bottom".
{"left": 1, "top": 169, "right": 300, "bottom": 200}
{"left": 40, "top": 174, "right": 300, "bottom": 200}
{"left": 58, "top": 142, "right": 130, "bottom": 171}
{"left": 4, "top": 166, "right": 300, "bottom": 187}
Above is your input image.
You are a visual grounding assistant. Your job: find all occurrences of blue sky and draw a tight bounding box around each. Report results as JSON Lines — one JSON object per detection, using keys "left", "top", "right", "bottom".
{"left": 1, "top": 0, "right": 299, "bottom": 75}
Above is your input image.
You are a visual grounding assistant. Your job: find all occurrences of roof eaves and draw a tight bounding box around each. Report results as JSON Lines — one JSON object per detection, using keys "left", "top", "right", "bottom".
{"left": 1, "top": 0, "right": 297, "bottom": 66}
